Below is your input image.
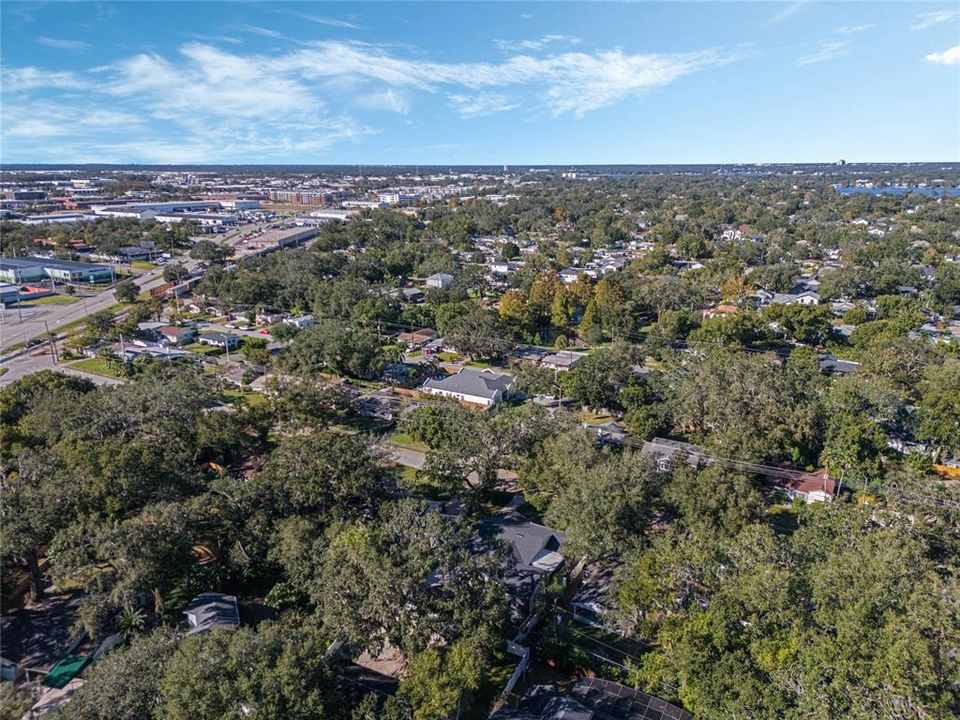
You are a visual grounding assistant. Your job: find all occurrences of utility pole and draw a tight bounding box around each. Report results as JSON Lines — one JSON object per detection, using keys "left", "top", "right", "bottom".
{"left": 43, "top": 320, "right": 58, "bottom": 364}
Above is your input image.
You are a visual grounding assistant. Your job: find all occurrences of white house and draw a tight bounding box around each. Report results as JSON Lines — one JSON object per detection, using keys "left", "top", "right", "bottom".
{"left": 425, "top": 272, "right": 454, "bottom": 290}
{"left": 283, "top": 314, "right": 315, "bottom": 330}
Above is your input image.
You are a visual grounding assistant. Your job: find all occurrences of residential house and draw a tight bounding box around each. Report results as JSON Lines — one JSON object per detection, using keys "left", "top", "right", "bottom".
{"left": 397, "top": 327, "right": 438, "bottom": 348}
{"left": 421, "top": 367, "right": 514, "bottom": 407}
{"left": 123, "top": 345, "right": 189, "bottom": 362}
{"left": 779, "top": 469, "right": 837, "bottom": 504}
{"left": 771, "top": 290, "right": 821, "bottom": 306}
{"left": 490, "top": 677, "right": 692, "bottom": 720}
{"left": 819, "top": 354, "right": 860, "bottom": 374}
{"left": 198, "top": 331, "right": 242, "bottom": 350}
{"left": 702, "top": 304, "right": 738, "bottom": 320}
{"left": 425, "top": 272, "right": 454, "bottom": 290}
{"left": 158, "top": 325, "right": 196, "bottom": 346}
{"left": 283, "top": 314, "right": 314, "bottom": 330}
{"left": 640, "top": 437, "right": 709, "bottom": 470}
{"left": 642, "top": 437, "right": 836, "bottom": 503}
{"left": 582, "top": 420, "right": 628, "bottom": 445}
{"left": 183, "top": 593, "right": 240, "bottom": 635}
{"left": 401, "top": 287, "right": 425, "bottom": 303}
{"left": 540, "top": 350, "right": 587, "bottom": 372}
{"left": 136, "top": 321, "right": 166, "bottom": 340}
{"left": 255, "top": 309, "right": 287, "bottom": 326}
{"left": 479, "top": 510, "right": 565, "bottom": 621}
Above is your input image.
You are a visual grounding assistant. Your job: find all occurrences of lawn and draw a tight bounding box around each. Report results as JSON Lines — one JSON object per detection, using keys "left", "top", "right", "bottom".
{"left": 465, "top": 359, "right": 497, "bottom": 369}
{"left": 184, "top": 342, "right": 223, "bottom": 355}
{"left": 389, "top": 430, "right": 428, "bottom": 452}
{"left": 768, "top": 506, "right": 800, "bottom": 533}
{"left": 131, "top": 261, "right": 155, "bottom": 270}
{"left": 580, "top": 410, "right": 616, "bottom": 425}
{"left": 70, "top": 357, "right": 119, "bottom": 377}
{"left": 436, "top": 351, "right": 458, "bottom": 362}
{"left": 0, "top": 367, "right": 7, "bottom": 377}
{"left": 17, "top": 294, "right": 80, "bottom": 306}
{"left": 223, "top": 387, "right": 270, "bottom": 409}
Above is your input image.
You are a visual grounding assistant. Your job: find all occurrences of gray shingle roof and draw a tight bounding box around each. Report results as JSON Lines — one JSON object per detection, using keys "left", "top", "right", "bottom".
{"left": 183, "top": 593, "right": 240, "bottom": 635}
{"left": 422, "top": 367, "right": 513, "bottom": 400}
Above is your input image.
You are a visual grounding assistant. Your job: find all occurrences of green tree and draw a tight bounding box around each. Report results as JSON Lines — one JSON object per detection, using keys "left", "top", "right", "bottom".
{"left": 916, "top": 358, "right": 960, "bottom": 461}
{"left": 314, "top": 500, "right": 506, "bottom": 655}
{"left": 399, "top": 635, "right": 487, "bottom": 720}
{"left": 560, "top": 346, "right": 631, "bottom": 411}
{"left": 113, "top": 279, "right": 139, "bottom": 304}
{"left": 158, "top": 623, "right": 344, "bottom": 720}
{"left": 62, "top": 627, "right": 180, "bottom": 720}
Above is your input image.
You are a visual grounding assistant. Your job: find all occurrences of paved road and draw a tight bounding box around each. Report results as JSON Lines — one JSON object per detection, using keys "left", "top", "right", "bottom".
{"left": 0, "top": 223, "right": 270, "bottom": 353}
{"left": 0, "top": 268, "right": 173, "bottom": 352}
{"left": 0, "top": 348, "right": 124, "bottom": 388}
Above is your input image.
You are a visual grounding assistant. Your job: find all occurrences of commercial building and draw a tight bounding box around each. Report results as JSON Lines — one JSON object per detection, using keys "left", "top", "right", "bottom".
{"left": 268, "top": 190, "right": 336, "bottom": 205}
{"left": 0, "top": 257, "right": 113, "bottom": 284}
{"left": 3, "top": 189, "right": 46, "bottom": 201}
{"left": 218, "top": 199, "right": 261, "bottom": 210}
{"left": 91, "top": 201, "right": 222, "bottom": 219}
{"left": 19, "top": 213, "right": 96, "bottom": 225}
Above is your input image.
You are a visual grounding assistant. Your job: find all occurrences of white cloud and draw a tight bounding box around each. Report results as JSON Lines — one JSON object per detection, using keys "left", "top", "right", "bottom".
{"left": 494, "top": 35, "right": 581, "bottom": 52}
{"left": 835, "top": 25, "right": 875, "bottom": 35}
{"left": 926, "top": 45, "right": 960, "bottom": 65}
{"left": 797, "top": 41, "right": 849, "bottom": 66}
{"left": 298, "top": 14, "right": 362, "bottom": 30}
{"left": 37, "top": 37, "right": 90, "bottom": 51}
{"left": 277, "top": 40, "right": 739, "bottom": 116}
{"left": 911, "top": 11, "right": 959, "bottom": 31}
{"left": 1, "top": 66, "right": 85, "bottom": 91}
{"left": 354, "top": 88, "right": 410, "bottom": 114}
{"left": 0, "top": 39, "right": 742, "bottom": 160}
{"left": 768, "top": 1, "right": 808, "bottom": 26}
{"left": 448, "top": 93, "right": 519, "bottom": 118}
{"left": 2, "top": 101, "right": 142, "bottom": 138}
{"left": 236, "top": 24, "right": 286, "bottom": 40}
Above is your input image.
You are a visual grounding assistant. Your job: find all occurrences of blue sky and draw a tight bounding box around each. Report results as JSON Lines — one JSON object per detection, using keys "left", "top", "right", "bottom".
{"left": 1, "top": 2, "right": 958, "bottom": 164}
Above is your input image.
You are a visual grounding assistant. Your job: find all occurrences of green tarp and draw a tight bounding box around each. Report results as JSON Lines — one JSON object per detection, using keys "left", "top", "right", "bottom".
{"left": 43, "top": 654, "right": 91, "bottom": 688}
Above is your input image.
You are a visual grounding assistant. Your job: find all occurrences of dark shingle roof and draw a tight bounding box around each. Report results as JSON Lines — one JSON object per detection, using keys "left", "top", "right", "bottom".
{"left": 183, "top": 593, "right": 240, "bottom": 635}
{"left": 422, "top": 367, "right": 513, "bottom": 400}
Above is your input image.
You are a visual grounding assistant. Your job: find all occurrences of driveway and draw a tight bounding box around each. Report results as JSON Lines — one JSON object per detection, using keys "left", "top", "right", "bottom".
{"left": 386, "top": 445, "right": 426, "bottom": 469}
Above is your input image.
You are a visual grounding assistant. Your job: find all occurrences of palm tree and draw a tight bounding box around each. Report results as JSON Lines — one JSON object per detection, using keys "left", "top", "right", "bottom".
{"left": 117, "top": 605, "right": 145, "bottom": 641}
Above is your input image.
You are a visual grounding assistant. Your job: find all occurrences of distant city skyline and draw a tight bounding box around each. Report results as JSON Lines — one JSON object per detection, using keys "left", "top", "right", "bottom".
{"left": 1, "top": 1, "right": 958, "bottom": 165}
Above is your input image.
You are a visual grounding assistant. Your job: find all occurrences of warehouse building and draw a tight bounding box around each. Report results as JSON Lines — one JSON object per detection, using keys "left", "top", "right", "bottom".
{"left": 0, "top": 257, "right": 114, "bottom": 284}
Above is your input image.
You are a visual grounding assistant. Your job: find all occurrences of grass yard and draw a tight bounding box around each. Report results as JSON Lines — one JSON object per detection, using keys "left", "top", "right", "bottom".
{"left": 579, "top": 410, "right": 616, "bottom": 425}
{"left": 131, "top": 261, "right": 156, "bottom": 270}
{"left": 0, "top": 367, "right": 7, "bottom": 377}
{"left": 389, "top": 430, "right": 428, "bottom": 452}
{"left": 223, "top": 387, "right": 270, "bottom": 409}
{"left": 184, "top": 342, "right": 222, "bottom": 355}
{"left": 768, "top": 506, "right": 800, "bottom": 533}
{"left": 70, "top": 357, "right": 119, "bottom": 376}
{"left": 17, "top": 294, "right": 80, "bottom": 306}
{"left": 436, "top": 351, "right": 458, "bottom": 362}
{"left": 465, "top": 359, "right": 497, "bottom": 369}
